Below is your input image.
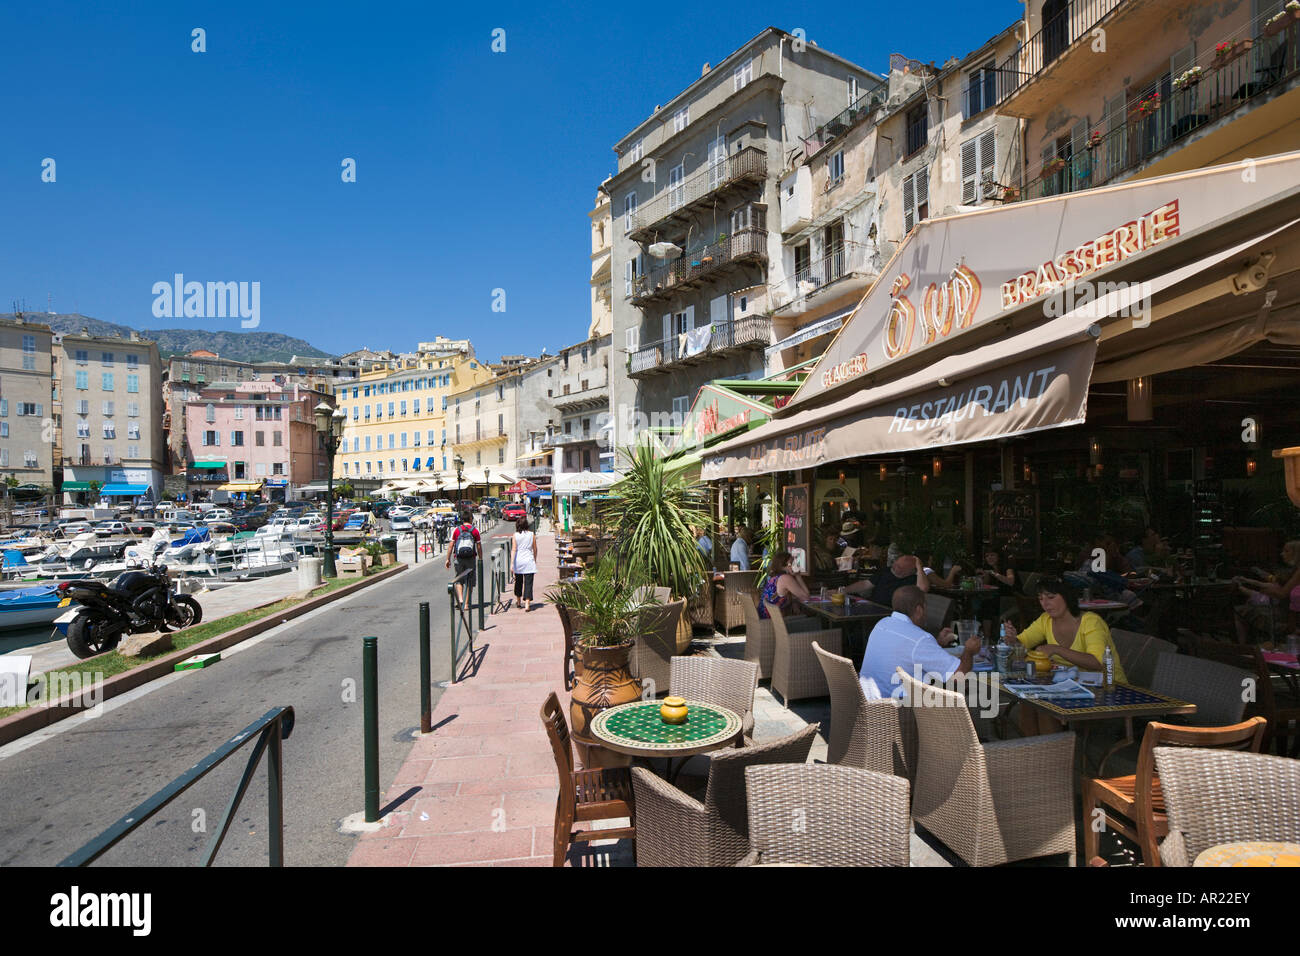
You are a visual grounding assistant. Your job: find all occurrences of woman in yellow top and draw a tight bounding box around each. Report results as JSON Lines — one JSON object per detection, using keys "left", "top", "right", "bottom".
{"left": 1004, "top": 577, "right": 1126, "bottom": 735}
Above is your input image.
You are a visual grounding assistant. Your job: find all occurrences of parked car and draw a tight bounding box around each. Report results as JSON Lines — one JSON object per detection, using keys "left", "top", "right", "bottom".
{"left": 126, "top": 522, "right": 157, "bottom": 536}
{"left": 388, "top": 505, "right": 416, "bottom": 519}
{"left": 390, "top": 514, "right": 413, "bottom": 532}
{"left": 501, "top": 502, "right": 527, "bottom": 522}
{"left": 93, "top": 520, "right": 130, "bottom": 535}
{"left": 369, "top": 500, "right": 393, "bottom": 520}
{"left": 343, "top": 512, "right": 375, "bottom": 532}
{"left": 203, "top": 508, "right": 233, "bottom": 522}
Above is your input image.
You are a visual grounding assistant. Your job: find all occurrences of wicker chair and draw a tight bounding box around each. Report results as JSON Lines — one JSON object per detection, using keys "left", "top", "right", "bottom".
{"left": 555, "top": 604, "right": 586, "bottom": 692}
{"left": 670, "top": 656, "right": 759, "bottom": 741}
{"left": 1154, "top": 746, "right": 1300, "bottom": 866}
{"left": 898, "top": 668, "right": 1077, "bottom": 866}
{"left": 1110, "top": 629, "right": 1177, "bottom": 688}
{"left": 687, "top": 577, "right": 714, "bottom": 630}
{"left": 812, "top": 641, "right": 916, "bottom": 781}
{"left": 629, "top": 724, "right": 818, "bottom": 867}
{"left": 742, "top": 595, "right": 776, "bottom": 680}
{"left": 540, "top": 692, "right": 636, "bottom": 867}
{"left": 1195, "top": 638, "right": 1300, "bottom": 757}
{"left": 629, "top": 600, "right": 685, "bottom": 699}
{"left": 924, "top": 593, "right": 953, "bottom": 635}
{"left": 714, "top": 570, "right": 758, "bottom": 635}
{"left": 739, "top": 763, "right": 911, "bottom": 866}
{"left": 1082, "top": 717, "right": 1266, "bottom": 866}
{"left": 1150, "top": 651, "right": 1250, "bottom": 726}
{"left": 767, "top": 602, "right": 842, "bottom": 706}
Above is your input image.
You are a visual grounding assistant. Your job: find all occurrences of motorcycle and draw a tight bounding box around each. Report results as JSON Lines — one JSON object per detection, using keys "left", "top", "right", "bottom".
{"left": 58, "top": 563, "right": 204, "bottom": 659}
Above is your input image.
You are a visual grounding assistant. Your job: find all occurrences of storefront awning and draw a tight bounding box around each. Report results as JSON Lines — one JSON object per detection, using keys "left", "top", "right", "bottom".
{"left": 218, "top": 480, "right": 264, "bottom": 493}
{"left": 101, "top": 483, "right": 150, "bottom": 496}
{"left": 764, "top": 306, "right": 855, "bottom": 361}
{"left": 60, "top": 481, "right": 93, "bottom": 491}
{"left": 188, "top": 461, "right": 226, "bottom": 470}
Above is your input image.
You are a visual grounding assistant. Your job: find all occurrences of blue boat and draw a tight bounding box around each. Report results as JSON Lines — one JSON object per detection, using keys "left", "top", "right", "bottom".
{"left": 0, "top": 583, "right": 72, "bottom": 630}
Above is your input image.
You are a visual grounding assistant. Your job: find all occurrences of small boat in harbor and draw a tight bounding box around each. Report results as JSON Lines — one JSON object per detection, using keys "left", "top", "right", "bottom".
{"left": 0, "top": 583, "right": 73, "bottom": 630}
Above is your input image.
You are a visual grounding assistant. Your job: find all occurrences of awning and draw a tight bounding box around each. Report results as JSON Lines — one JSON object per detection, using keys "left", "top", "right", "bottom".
{"left": 554, "top": 471, "right": 622, "bottom": 494}
{"left": 425, "top": 457, "right": 437, "bottom": 469}
{"left": 188, "top": 461, "right": 226, "bottom": 470}
{"left": 764, "top": 306, "right": 855, "bottom": 361}
{"left": 264, "top": 477, "right": 289, "bottom": 487}
{"left": 61, "top": 481, "right": 93, "bottom": 491}
{"left": 101, "top": 483, "right": 150, "bottom": 495}
{"left": 505, "top": 479, "right": 541, "bottom": 494}
{"left": 218, "top": 480, "right": 264, "bottom": 493}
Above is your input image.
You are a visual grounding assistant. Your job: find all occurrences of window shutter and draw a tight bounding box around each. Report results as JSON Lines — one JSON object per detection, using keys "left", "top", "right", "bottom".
{"left": 1169, "top": 44, "right": 1195, "bottom": 79}
{"left": 1070, "top": 119, "right": 1087, "bottom": 157}
{"left": 961, "top": 139, "right": 978, "bottom": 204}
{"left": 662, "top": 314, "right": 672, "bottom": 345}
{"left": 624, "top": 260, "right": 633, "bottom": 297}
{"left": 916, "top": 167, "right": 929, "bottom": 219}
{"left": 625, "top": 327, "right": 639, "bottom": 351}
{"left": 903, "top": 174, "right": 915, "bottom": 232}
{"left": 710, "top": 294, "right": 727, "bottom": 326}
{"left": 979, "top": 128, "right": 997, "bottom": 187}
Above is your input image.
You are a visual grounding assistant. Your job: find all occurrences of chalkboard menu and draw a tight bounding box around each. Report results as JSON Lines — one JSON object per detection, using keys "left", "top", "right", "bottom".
{"left": 989, "top": 490, "right": 1039, "bottom": 566}
{"left": 782, "top": 483, "right": 811, "bottom": 575}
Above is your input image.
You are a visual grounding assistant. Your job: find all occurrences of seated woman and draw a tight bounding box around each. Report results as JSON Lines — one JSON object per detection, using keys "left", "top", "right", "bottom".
{"left": 759, "top": 551, "right": 812, "bottom": 619}
{"left": 1003, "top": 577, "right": 1126, "bottom": 736}
{"left": 1234, "top": 541, "right": 1300, "bottom": 642}
{"left": 975, "top": 549, "right": 1017, "bottom": 635}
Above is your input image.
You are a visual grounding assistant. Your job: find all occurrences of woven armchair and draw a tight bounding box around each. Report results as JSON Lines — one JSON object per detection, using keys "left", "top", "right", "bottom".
{"left": 630, "top": 724, "right": 818, "bottom": 867}
{"left": 687, "top": 577, "right": 714, "bottom": 630}
{"left": 1109, "top": 629, "right": 1177, "bottom": 688}
{"left": 1151, "top": 651, "right": 1249, "bottom": 726}
{"left": 1154, "top": 746, "right": 1300, "bottom": 866}
{"left": 767, "top": 602, "right": 842, "bottom": 706}
{"left": 670, "top": 656, "right": 759, "bottom": 741}
{"left": 739, "top": 764, "right": 911, "bottom": 866}
{"left": 1195, "top": 638, "right": 1300, "bottom": 757}
{"left": 629, "top": 600, "right": 685, "bottom": 699}
{"left": 812, "top": 641, "right": 916, "bottom": 781}
{"left": 898, "top": 669, "right": 1076, "bottom": 866}
{"left": 714, "top": 571, "right": 758, "bottom": 635}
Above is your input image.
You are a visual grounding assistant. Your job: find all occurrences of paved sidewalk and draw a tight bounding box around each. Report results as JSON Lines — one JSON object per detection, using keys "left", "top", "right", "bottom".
{"left": 347, "top": 530, "right": 564, "bottom": 867}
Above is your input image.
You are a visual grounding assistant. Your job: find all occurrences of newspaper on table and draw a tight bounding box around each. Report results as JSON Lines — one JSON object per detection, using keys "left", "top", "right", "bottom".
{"left": 1003, "top": 678, "right": 1096, "bottom": 701}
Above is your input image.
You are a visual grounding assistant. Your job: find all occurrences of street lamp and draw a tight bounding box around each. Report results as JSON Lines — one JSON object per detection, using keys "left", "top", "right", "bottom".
{"left": 484, "top": 467, "right": 491, "bottom": 502}
{"left": 315, "top": 402, "right": 346, "bottom": 577}
{"left": 453, "top": 454, "right": 465, "bottom": 512}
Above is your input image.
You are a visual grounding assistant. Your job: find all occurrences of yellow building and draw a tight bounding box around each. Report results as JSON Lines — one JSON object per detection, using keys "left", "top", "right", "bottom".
{"left": 332, "top": 349, "right": 493, "bottom": 489}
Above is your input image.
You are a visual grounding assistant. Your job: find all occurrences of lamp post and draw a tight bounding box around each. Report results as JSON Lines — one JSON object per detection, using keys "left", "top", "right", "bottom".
{"left": 484, "top": 467, "right": 491, "bottom": 504}
{"left": 315, "top": 402, "right": 346, "bottom": 577}
{"left": 454, "top": 454, "right": 465, "bottom": 512}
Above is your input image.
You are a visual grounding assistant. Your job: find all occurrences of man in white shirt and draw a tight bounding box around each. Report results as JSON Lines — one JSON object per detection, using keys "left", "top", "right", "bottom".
{"left": 860, "top": 585, "right": 980, "bottom": 699}
{"left": 729, "top": 526, "right": 751, "bottom": 571}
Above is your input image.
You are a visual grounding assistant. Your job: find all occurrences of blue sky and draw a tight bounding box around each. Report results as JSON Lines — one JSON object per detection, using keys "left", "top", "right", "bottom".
{"left": 0, "top": 0, "right": 1021, "bottom": 362}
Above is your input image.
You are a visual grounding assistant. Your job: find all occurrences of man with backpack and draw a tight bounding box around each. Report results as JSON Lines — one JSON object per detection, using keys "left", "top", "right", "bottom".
{"left": 445, "top": 509, "right": 482, "bottom": 604}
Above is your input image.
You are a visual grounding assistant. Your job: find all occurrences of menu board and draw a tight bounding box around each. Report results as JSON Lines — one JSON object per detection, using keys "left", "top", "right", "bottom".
{"left": 782, "top": 483, "right": 811, "bottom": 574}
{"left": 989, "top": 490, "right": 1039, "bottom": 566}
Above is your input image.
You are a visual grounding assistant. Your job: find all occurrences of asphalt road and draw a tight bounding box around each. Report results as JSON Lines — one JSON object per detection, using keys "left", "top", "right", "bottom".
{"left": 0, "top": 520, "right": 512, "bottom": 867}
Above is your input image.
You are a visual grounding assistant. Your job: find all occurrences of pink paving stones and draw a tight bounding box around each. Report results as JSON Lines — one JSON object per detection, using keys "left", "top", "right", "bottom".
{"left": 347, "top": 530, "right": 566, "bottom": 867}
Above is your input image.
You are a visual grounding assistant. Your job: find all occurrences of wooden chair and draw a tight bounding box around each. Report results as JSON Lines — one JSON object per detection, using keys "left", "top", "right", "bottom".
{"left": 555, "top": 604, "right": 585, "bottom": 692}
{"left": 540, "top": 692, "right": 636, "bottom": 867}
{"left": 1110, "top": 629, "right": 1177, "bottom": 688}
{"left": 812, "top": 641, "right": 916, "bottom": 782}
{"left": 1082, "top": 716, "right": 1266, "bottom": 866}
{"left": 766, "top": 601, "right": 842, "bottom": 706}
{"left": 1195, "top": 638, "right": 1300, "bottom": 756}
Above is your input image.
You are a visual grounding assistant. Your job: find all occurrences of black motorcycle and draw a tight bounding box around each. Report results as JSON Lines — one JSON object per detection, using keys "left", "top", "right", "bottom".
{"left": 60, "top": 563, "right": 204, "bottom": 659}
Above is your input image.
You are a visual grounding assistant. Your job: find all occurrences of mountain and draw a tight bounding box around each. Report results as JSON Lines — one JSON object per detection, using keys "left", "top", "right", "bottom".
{"left": 4, "top": 313, "right": 335, "bottom": 364}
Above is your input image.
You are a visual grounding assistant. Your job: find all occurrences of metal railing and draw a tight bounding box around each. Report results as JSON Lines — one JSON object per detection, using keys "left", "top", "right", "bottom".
{"left": 1013, "top": 19, "right": 1300, "bottom": 203}
{"left": 801, "top": 89, "right": 883, "bottom": 157}
{"left": 962, "top": 68, "right": 1019, "bottom": 118}
{"left": 628, "top": 314, "right": 772, "bottom": 377}
{"left": 448, "top": 566, "right": 476, "bottom": 682}
{"left": 60, "top": 706, "right": 295, "bottom": 867}
{"left": 784, "top": 241, "right": 875, "bottom": 300}
{"left": 998, "top": 0, "right": 1124, "bottom": 93}
{"left": 627, "top": 147, "right": 767, "bottom": 236}
{"left": 630, "top": 228, "right": 768, "bottom": 304}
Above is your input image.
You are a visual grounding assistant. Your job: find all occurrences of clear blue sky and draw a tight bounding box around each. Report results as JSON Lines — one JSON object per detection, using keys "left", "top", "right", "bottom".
{"left": 1, "top": 0, "right": 1020, "bottom": 362}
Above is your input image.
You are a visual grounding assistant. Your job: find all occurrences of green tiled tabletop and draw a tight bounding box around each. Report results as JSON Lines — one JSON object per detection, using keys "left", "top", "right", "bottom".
{"left": 591, "top": 700, "right": 742, "bottom": 755}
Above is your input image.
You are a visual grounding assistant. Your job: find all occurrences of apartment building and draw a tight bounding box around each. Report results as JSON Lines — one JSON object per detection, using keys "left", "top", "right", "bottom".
{"left": 58, "top": 331, "right": 166, "bottom": 500}
{"left": 447, "top": 367, "right": 529, "bottom": 492}
{"left": 590, "top": 186, "right": 614, "bottom": 339}
{"left": 185, "top": 382, "right": 330, "bottom": 501}
{"left": 0, "top": 316, "right": 55, "bottom": 487}
{"left": 164, "top": 351, "right": 360, "bottom": 473}
{"left": 997, "top": 0, "right": 1300, "bottom": 200}
{"left": 607, "top": 28, "right": 883, "bottom": 446}
{"left": 521, "top": 335, "right": 613, "bottom": 478}
{"left": 334, "top": 348, "right": 493, "bottom": 486}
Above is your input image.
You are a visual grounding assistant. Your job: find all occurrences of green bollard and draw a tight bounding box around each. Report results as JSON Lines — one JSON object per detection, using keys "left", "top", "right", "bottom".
{"left": 363, "top": 635, "right": 379, "bottom": 823}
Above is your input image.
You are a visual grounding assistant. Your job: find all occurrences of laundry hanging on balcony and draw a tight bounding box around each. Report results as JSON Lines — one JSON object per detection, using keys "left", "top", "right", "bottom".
{"left": 682, "top": 325, "right": 712, "bottom": 357}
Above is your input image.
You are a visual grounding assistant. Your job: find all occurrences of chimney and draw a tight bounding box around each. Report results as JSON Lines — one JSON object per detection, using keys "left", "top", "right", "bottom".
{"left": 701, "top": 62, "right": 711, "bottom": 76}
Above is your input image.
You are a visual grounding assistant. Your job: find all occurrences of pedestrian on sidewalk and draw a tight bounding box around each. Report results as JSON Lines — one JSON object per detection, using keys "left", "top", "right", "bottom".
{"left": 446, "top": 509, "right": 482, "bottom": 604}
{"left": 512, "top": 515, "right": 537, "bottom": 611}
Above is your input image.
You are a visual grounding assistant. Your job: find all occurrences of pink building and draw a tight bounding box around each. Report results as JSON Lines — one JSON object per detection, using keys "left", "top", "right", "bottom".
{"left": 184, "top": 382, "right": 331, "bottom": 502}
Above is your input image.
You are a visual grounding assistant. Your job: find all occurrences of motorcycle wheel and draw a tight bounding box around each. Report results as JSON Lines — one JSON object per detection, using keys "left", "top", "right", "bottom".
{"left": 163, "top": 595, "right": 203, "bottom": 631}
{"left": 67, "top": 614, "right": 124, "bottom": 659}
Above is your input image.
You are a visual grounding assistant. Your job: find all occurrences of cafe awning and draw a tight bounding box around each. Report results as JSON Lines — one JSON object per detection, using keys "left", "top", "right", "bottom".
{"left": 218, "top": 480, "right": 264, "bottom": 493}
{"left": 61, "top": 481, "right": 93, "bottom": 491}
{"left": 188, "top": 461, "right": 226, "bottom": 470}
{"left": 101, "top": 483, "right": 150, "bottom": 496}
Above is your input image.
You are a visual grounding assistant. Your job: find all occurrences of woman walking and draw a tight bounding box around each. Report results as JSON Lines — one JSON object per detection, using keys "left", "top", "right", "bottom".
{"left": 512, "top": 515, "right": 537, "bottom": 611}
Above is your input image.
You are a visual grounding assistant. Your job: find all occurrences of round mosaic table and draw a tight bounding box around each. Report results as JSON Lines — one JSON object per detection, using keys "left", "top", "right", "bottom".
{"left": 589, "top": 700, "right": 743, "bottom": 781}
{"left": 1193, "top": 841, "right": 1300, "bottom": 867}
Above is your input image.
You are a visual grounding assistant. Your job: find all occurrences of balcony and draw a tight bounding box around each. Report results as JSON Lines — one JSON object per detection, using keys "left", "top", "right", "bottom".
{"left": 553, "top": 384, "right": 609, "bottom": 414}
{"left": 627, "top": 314, "right": 772, "bottom": 379}
{"left": 63, "top": 456, "right": 116, "bottom": 467}
{"left": 630, "top": 229, "right": 768, "bottom": 306}
{"left": 777, "top": 240, "right": 878, "bottom": 312}
{"left": 626, "top": 147, "right": 767, "bottom": 242}
{"left": 543, "top": 432, "right": 600, "bottom": 449}
{"left": 1010, "top": 19, "right": 1300, "bottom": 202}
{"left": 801, "top": 90, "right": 883, "bottom": 158}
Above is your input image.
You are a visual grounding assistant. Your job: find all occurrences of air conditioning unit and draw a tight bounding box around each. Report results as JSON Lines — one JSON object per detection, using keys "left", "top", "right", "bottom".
{"left": 981, "top": 181, "right": 1001, "bottom": 200}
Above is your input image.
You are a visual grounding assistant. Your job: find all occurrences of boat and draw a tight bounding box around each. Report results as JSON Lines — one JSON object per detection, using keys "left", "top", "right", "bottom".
{"left": 0, "top": 583, "right": 73, "bottom": 630}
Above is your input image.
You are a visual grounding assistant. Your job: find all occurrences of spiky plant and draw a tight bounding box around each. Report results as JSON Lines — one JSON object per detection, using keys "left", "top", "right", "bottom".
{"left": 608, "top": 442, "right": 710, "bottom": 599}
{"left": 545, "top": 559, "right": 658, "bottom": 647}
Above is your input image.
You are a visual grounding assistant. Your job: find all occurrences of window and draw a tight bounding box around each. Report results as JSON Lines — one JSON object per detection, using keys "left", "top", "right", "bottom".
{"left": 794, "top": 241, "right": 811, "bottom": 279}
{"left": 234, "top": 404, "right": 245, "bottom": 419}
{"left": 0, "top": 449, "right": 6, "bottom": 467}
{"left": 624, "top": 254, "right": 645, "bottom": 297}
{"left": 255, "top": 431, "right": 265, "bottom": 446}
{"left": 400, "top": 433, "right": 408, "bottom": 448}
{"left": 2, "top": 423, "right": 11, "bottom": 438}
{"left": 498, "top": 413, "right": 504, "bottom": 436}
{"left": 960, "top": 129, "right": 998, "bottom": 204}
{"left": 388, "top": 402, "right": 395, "bottom": 417}
{"left": 101, "top": 352, "right": 113, "bottom": 366}
{"left": 668, "top": 163, "right": 684, "bottom": 209}
{"left": 103, "top": 420, "right": 115, "bottom": 439}
{"left": 400, "top": 400, "right": 407, "bottom": 415}
{"left": 848, "top": 75, "right": 860, "bottom": 106}
{"left": 273, "top": 431, "right": 282, "bottom": 446}
{"left": 77, "top": 418, "right": 90, "bottom": 438}
{"left": 231, "top": 431, "right": 245, "bottom": 446}
{"left": 206, "top": 403, "right": 216, "bottom": 422}
{"left": 673, "top": 105, "right": 689, "bottom": 132}
{"left": 905, "top": 104, "right": 928, "bottom": 156}
{"left": 17, "top": 402, "right": 41, "bottom": 416}
{"left": 623, "top": 192, "right": 638, "bottom": 232}
{"left": 233, "top": 462, "right": 246, "bottom": 480}
{"left": 101, "top": 371, "right": 113, "bottom": 390}
{"left": 364, "top": 435, "right": 371, "bottom": 451}
{"left": 203, "top": 430, "right": 219, "bottom": 446}
{"left": 24, "top": 450, "right": 37, "bottom": 468}
{"left": 0, "top": 400, "right": 6, "bottom": 417}
{"left": 21, "top": 334, "right": 35, "bottom": 371}
{"left": 628, "top": 138, "right": 643, "bottom": 163}
{"left": 126, "top": 354, "right": 139, "bottom": 369}
{"left": 672, "top": 395, "right": 690, "bottom": 420}
{"left": 903, "top": 167, "right": 929, "bottom": 232}
{"left": 828, "top": 150, "right": 845, "bottom": 187}
{"left": 414, "top": 432, "right": 421, "bottom": 446}
{"left": 272, "top": 462, "right": 284, "bottom": 475}
{"left": 966, "top": 62, "right": 999, "bottom": 117}
{"left": 733, "top": 57, "right": 753, "bottom": 90}
{"left": 127, "top": 402, "right": 139, "bottom": 417}
{"left": 74, "top": 349, "right": 88, "bottom": 365}
{"left": 127, "top": 421, "right": 140, "bottom": 440}
{"left": 127, "top": 445, "right": 139, "bottom": 459}
{"left": 75, "top": 371, "right": 88, "bottom": 390}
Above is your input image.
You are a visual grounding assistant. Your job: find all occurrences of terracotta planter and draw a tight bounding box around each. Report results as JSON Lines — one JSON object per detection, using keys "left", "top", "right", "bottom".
{"left": 569, "top": 640, "right": 642, "bottom": 769}
{"left": 1264, "top": 11, "right": 1300, "bottom": 37}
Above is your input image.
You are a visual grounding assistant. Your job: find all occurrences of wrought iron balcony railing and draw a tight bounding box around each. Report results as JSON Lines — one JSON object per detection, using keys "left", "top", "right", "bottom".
{"left": 627, "top": 315, "right": 772, "bottom": 378}
{"left": 630, "top": 229, "right": 768, "bottom": 305}
{"left": 627, "top": 147, "right": 767, "bottom": 239}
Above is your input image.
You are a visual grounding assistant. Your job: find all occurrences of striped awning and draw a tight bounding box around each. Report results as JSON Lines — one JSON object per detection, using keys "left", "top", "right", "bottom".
{"left": 218, "top": 480, "right": 264, "bottom": 492}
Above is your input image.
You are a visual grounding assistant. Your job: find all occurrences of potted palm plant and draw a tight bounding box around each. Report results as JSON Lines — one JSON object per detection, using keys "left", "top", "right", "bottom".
{"left": 547, "top": 561, "right": 659, "bottom": 768}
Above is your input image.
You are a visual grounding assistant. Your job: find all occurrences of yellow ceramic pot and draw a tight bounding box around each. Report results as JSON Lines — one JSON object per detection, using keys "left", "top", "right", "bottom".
{"left": 660, "top": 696, "right": 689, "bottom": 725}
{"left": 831, "top": 592, "right": 846, "bottom": 606}
{"left": 1026, "top": 648, "right": 1052, "bottom": 676}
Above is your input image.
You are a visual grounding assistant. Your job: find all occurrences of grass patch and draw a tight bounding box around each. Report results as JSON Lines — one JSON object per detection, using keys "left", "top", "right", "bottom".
{"left": 2, "top": 571, "right": 383, "bottom": 717}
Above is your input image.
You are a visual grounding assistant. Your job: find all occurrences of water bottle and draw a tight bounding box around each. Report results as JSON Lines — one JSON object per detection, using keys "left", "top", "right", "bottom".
{"left": 819, "top": 586, "right": 827, "bottom": 602}
{"left": 1103, "top": 645, "right": 1115, "bottom": 693}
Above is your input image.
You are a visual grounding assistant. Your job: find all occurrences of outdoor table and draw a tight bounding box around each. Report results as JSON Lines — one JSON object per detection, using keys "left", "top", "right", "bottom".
{"left": 799, "top": 596, "right": 891, "bottom": 669}
{"left": 932, "top": 584, "right": 1001, "bottom": 621}
{"left": 1263, "top": 649, "right": 1300, "bottom": 698}
{"left": 1077, "top": 598, "right": 1131, "bottom": 619}
{"left": 589, "top": 699, "right": 744, "bottom": 783}
{"left": 1002, "top": 679, "right": 1196, "bottom": 775}
{"left": 1194, "top": 842, "right": 1300, "bottom": 867}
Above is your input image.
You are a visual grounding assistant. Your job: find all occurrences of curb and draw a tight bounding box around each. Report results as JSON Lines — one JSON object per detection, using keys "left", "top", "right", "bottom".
{"left": 0, "top": 563, "right": 409, "bottom": 746}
